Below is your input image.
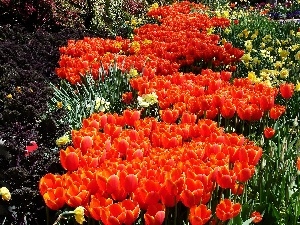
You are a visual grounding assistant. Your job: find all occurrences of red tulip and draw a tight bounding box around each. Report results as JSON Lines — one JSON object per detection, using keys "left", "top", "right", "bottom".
{"left": 280, "top": 83, "right": 294, "bottom": 99}
{"left": 144, "top": 203, "right": 165, "bottom": 225}
{"left": 43, "top": 187, "right": 65, "bottom": 210}
{"left": 264, "top": 127, "right": 275, "bottom": 139}
{"left": 60, "top": 149, "right": 80, "bottom": 171}
{"left": 216, "top": 199, "right": 241, "bottom": 221}
{"left": 189, "top": 204, "right": 211, "bottom": 225}
{"left": 251, "top": 211, "right": 263, "bottom": 223}
{"left": 25, "top": 141, "right": 38, "bottom": 156}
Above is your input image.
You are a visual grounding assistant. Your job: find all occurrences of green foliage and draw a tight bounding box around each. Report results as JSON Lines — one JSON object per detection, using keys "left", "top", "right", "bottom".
{"left": 48, "top": 61, "right": 135, "bottom": 130}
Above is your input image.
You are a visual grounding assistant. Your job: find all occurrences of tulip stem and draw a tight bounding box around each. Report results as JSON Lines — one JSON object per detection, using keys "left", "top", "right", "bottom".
{"left": 46, "top": 207, "right": 49, "bottom": 225}
{"left": 174, "top": 201, "right": 177, "bottom": 225}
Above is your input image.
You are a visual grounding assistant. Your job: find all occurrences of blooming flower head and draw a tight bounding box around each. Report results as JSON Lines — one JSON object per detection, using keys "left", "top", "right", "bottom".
{"left": 0, "top": 187, "right": 11, "bottom": 201}
{"left": 95, "top": 97, "right": 110, "bottom": 112}
{"left": 264, "top": 127, "right": 275, "bottom": 139}
{"left": 280, "top": 83, "right": 294, "bottom": 99}
{"left": 56, "top": 134, "right": 71, "bottom": 147}
{"left": 297, "top": 157, "right": 300, "bottom": 171}
{"left": 295, "top": 81, "right": 300, "bottom": 92}
{"left": 128, "top": 68, "right": 139, "bottom": 78}
{"left": 251, "top": 211, "right": 263, "bottom": 223}
{"left": 73, "top": 206, "right": 85, "bottom": 224}
{"left": 138, "top": 92, "right": 158, "bottom": 107}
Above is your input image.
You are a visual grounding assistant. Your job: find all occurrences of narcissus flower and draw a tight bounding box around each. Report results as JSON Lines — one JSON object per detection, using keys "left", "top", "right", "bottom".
{"left": 0, "top": 187, "right": 11, "bottom": 201}
{"left": 264, "top": 127, "right": 275, "bottom": 139}
{"left": 251, "top": 211, "right": 263, "bottom": 223}
{"left": 56, "top": 135, "right": 71, "bottom": 147}
{"left": 73, "top": 206, "right": 86, "bottom": 224}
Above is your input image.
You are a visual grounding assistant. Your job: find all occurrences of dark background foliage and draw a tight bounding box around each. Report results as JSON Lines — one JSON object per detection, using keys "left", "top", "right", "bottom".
{"left": 0, "top": 19, "right": 110, "bottom": 224}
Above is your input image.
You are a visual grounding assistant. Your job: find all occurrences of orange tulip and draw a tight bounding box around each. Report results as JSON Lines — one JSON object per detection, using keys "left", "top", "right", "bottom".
{"left": 144, "top": 203, "right": 165, "bottom": 225}
{"left": 60, "top": 148, "right": 80, "bottom": 171}
{"left": 280, "top": 83, "right": 294, "bottom": 99}
{"left": 189, "top": 204, "right": 211, "bottom": 225}
{"left": 216, "top": 166, "right": 236, "bottom": 189}
{"left": 251, "top": 211, "right": 263, "bottom": 223}
{"left": 216, "top": 199, "right": 241, "bottom": 221}
{"left": 264, "top": 127, "right": 275, "bottom": 139}
{"left": 43, "top": 187, "right": 65, "bottom": 210}
{"left": 296, "top": 157, "right": 300, "bottom": 171}
{"left": 88, "top": 194, "right": 113, "bottom": 221}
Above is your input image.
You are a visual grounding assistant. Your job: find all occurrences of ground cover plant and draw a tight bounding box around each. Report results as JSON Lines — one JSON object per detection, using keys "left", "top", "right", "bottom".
{"left": 1, "top": 0, "right": 300, "bottom": 225}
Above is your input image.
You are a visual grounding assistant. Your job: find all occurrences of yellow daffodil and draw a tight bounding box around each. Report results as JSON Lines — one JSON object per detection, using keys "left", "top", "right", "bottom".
{"left": 56, "top": 101, "right": 63, "bottom": 109}
{"left": 242, "top": 29, "right": 250, "bottom": 38}
{"left": 274, "top": 61, "right": 283, "bottom": 69}
{"left": 6, "top": 94, "right": 13, "bottom": 99}
{"left": 241, "top": 53, "right": 252, "bottom": 63}
{"left": 224, "top": 28, "right": 231, "bottom": 35}
{"left": 138, "top": 92, "right": 158, "bottom": 107}
{"left": 295, "top": 81, "right": 300, "bottom": 91}
{"left": 0, "top": 187, "right": 11, "bottom": 201}
{"left": 278, "top": 48, "right": 289, "bottom": 58}
{"left": 130, "top": 41, "right": 140, "bottom": 53}
{"left": 56, "top": 135, "right": 71, "bottom": 147}
{"left": 73, "top": 206, "right": 85, "bottom": 224}
{"left": 128, "top": 68, "right": 139, "bottom": 78}
{"left": 251, "top": 30, "right": 258, "bottom": 39}
{"left": 244, "top": 40, "right": 253, "bottom": 52}
{"left": 295, "top": 50, "right": 300, "bottom": 61}
{"left": 279, "top": 68, "right": 289, "bottom": 79}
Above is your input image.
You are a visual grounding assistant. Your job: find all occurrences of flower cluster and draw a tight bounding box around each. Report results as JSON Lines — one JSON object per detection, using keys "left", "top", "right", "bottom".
{"left": 131, "top": 69, "right": 286, "bottom": 122}
{"left": 40, "top": 109, "right": 263, "bottom": 223}
{"left": 55, "top": 1, "right": 244, "bottom": 84}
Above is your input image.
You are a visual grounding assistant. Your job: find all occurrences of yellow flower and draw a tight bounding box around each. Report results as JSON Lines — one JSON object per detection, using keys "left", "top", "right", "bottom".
{"left": 295, "top": 50, "right": 300, "bottom": 61}
{"left": 295, "top": 81, "right": 300, "bottom": 91}
{"left": 221, "top": 38, "right": 227, "bottom": 45}
{"left": 149, "top": 3, "right": 159, "bottom": 11}
{"left": 242, "top": 29, "right": 250, "bottom": 38}
{"left": 56, "top": 101, "right": 63, "bottom": 109}
{"left": 244, "top": 40, "right": 252, "bottom": 52}
{"left": 143, "top": 39, "right": 152, "bottom": 45}
{"left": 73, "top": 206, "right": 85, "bottom": 224}
{"left": 222, "top": 11, "right": 229, "bottom": 18}
{"left": 130, "top": 41, "right": 140, "bottom": 53}
{"left": 248, "top": 71, "right": 256, "bottom": 82}
{"left": 128, "top": 68, "right": 139, "bottom": 78}
{"left": 278, "top": 48, "right": 289, "bottom": 58}
{"left": 250, "top": 30, "right": 258, "bottom": 39}
{"left": 6, "top": 94, "right": 13, "bottom": 99}
{"left": 0, "top": 187, "right": 11, "bottom": 201}
{"left": 138, "top": 92, "right": 158, "bottom": 107}
{"left": 224, "top": 28, "right": 230, "bottom": 35}
{"left": 253, "top": 57, "right": 261, "bottom": 65}
{"left": 274, "top": 61, "right": 283, "bottom": 69}
{"left": 279, "top": 68, "right": 289, "bottom": 79}
{"left": 260, "top": 42, "right": 265, "bottom": 49}
{"left": 56, "top": 135, "right": 71, "bottom": 147}
{"left": 207, "top": 27, "right": 214, "bottom": 35}
{"left": 241, "top": 53, "right": 252, "bottom": 63}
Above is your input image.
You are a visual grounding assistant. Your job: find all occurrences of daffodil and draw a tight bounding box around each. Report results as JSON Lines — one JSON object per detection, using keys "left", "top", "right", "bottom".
{"left": 295, "top": 81, "right": 300, "bottom": 91}
{"left": 73, "top": 206, "right": 85, "bottom": 224}
{"left": 295, "top": 50, "right": 300, "bottom": 61}
{"left": 127, "top": 68, "right": 139, "bottom": 78}
{"left": 279, "top": 68, "right": 289, "bottom": 79}
{"left": 138, "top": 92, "right": 158, "bottom": 108}
{"left": 0, "top": 187, "right": 11, "bottom": 201}
{"left": 56, "top": 135, "right": 71, "bottom": 147}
